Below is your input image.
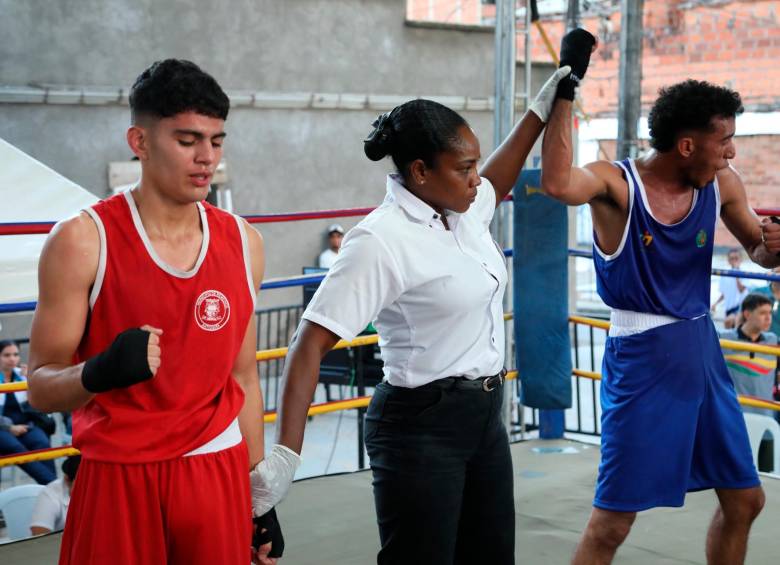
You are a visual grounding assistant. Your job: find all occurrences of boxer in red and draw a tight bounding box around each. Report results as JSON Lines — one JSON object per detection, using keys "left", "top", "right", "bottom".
{"left": 27, "top": 59, "right": 284, "bottom": 564}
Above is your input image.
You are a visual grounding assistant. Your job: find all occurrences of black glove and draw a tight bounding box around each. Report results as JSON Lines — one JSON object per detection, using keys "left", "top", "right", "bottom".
{"left": 770, "top": 217, "right": 780, "bottom": 257}
{"left": 557, "top": 28, "right": 597, "bottom": 101}
{"left": 253, "top": 507, "right": 285, "bottom": 558}
{"left": 81, "top": 328, "right": 153, "bottom": 393}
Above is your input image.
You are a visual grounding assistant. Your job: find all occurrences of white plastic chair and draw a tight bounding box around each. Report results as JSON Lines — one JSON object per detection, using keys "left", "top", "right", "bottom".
{"left": 0, "top": 484, "right": 45, "bottom": 540}
{"left": 743, "top": 412, "right": 780, "bottom": 474}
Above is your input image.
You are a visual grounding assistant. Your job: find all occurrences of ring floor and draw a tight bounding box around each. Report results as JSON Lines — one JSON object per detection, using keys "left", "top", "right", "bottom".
{"left": 2, "top": 439, "right": 778, "bottom": 564}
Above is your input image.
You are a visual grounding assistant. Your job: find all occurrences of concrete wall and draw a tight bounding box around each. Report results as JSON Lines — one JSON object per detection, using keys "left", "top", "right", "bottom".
{"left": 0, "top": 0, "right": 552, "bottom": 338}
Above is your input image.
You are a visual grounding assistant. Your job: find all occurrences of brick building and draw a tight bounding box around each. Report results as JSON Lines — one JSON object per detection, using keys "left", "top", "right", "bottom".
{"left": 407, "top": 0, "right": 780, "bottom": 247}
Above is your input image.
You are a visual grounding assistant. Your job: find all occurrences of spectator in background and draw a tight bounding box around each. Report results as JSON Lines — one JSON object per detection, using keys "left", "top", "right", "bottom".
{"left": 0, "top": 339, "right": 56, "bottom": 484}
{"left": 712, "top": 248, "right": 749, "bottom": 328}
{"left": 720, "top": 294, "right": 778, "bottom": 414}
{"left": 317, "top": 224, "right": 344, "bottom": 268}
{"left": 30, "top": 455, "right": 81, "bottom": 536}
{"left": 720, "top": 293, "right": 779, "bottom": 471}
{"left": 754, "top": 266, "right": 780, "bottom": 338}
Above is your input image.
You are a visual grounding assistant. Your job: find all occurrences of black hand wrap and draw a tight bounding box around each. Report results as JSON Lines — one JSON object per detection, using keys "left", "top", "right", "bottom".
{"left": 771, "top": 217, "right": 780, "bottom": 257}
{"left": 557, "top": 28, "right": 597, "bottom": 101}
{"left": 253, "top": 507, "right": 285, "bottom": 558}
{"left": 81, "top": 328, "right": 153, "bottom": 393}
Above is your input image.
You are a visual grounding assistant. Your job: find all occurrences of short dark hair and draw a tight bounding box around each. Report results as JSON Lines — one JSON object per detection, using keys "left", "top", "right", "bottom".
{"left": 61, "top": 455, "right": 81, "bottom": 481}
{"left": 741, "top": 293, "right": 772, "bottom": 313}
{"left": 648, "top": 80, "right": 743, "bottom": 152}
{"left": 0, "top": 339, "right": 17, "bottom": 354}
{"left": 129, "top": 59, "right": 230, "bottom": 123}
{"left": 363, "top": 99, "right": 468, "bottom": 181}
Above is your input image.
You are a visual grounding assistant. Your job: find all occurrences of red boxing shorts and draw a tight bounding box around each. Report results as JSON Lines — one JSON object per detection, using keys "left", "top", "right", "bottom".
{"left": 60, "top": 441, "right": 252, "bottom": 565}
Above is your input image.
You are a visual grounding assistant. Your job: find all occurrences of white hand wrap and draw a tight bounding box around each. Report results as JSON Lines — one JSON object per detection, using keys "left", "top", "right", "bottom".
{"left": 250, "top": 444, "right": 302, "bottom": 517}
{"left": 528, "top": 66, "right": 572, "bottom": 123}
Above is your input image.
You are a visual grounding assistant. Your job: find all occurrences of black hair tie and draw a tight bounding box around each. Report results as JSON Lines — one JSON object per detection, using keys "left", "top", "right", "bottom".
{"left": 364, "top": 112, "right": 392, "bottom": 144}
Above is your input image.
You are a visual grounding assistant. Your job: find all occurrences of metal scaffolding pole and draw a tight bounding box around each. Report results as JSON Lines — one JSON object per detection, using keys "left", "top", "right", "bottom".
{"left": 492, "top": 0, "right": 517, "bottom": 291}
{"left": 617, "top": 0, "right": 645, "bottom": 160}
{"left": 524, "top": 0, "right": 532, "bottom": 115}
{"left": 493, "top": 0, "right": 518, "bottom": 433}
{"left": 493, "top": 0, "right": 516, "bottom": 149}
{"left": 566, "top": 0, "right": 580, "bottom": 31}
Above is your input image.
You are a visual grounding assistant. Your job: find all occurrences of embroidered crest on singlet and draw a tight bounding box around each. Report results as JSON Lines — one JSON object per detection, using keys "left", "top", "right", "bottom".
{"left": 195, "top": 289, "right": 231, "bottom": 331}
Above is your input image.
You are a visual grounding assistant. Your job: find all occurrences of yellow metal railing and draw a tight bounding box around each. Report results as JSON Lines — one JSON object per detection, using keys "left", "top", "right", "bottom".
{"left": 568, "top": 314, "right": 780, "bottom": 357}
{"left": 568, "top": 315, "right": 780, "bottom": 414}
{"left": 3, "top": 313, "right": 778, "bottom": 467}
{"left": 1, "top": 370, "right": 521, "bottom": 467}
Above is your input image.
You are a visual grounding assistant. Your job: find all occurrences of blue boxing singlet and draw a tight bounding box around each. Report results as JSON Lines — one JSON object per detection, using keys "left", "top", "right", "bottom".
{"left": 593, "top": 158, "right": 719, "bottom": 319}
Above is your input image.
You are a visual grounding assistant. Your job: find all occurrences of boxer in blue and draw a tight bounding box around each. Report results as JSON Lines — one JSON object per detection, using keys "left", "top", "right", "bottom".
{"left": 541, "top": 31, "right": 780, "bottom": 565}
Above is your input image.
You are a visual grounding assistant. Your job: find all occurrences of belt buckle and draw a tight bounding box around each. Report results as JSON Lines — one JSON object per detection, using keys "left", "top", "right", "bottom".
{"left": 482, "top": 372, "right": 505, "bottom": 392}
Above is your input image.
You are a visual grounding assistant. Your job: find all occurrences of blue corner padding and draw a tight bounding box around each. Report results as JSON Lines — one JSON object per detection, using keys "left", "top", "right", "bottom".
{"left": 512, "top": 168, "right": 572, "bottom": 409}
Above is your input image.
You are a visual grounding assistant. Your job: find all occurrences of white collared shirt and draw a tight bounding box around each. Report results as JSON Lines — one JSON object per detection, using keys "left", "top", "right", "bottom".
{"left": 30, "top": 478, "right": 70, "bottom": 532}
{"left": 303, "top": 174, "right": 507, "bottom": 388}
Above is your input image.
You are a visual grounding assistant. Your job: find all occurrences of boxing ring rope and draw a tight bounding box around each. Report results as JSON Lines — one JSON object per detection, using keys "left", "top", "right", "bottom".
{"left": 1, "top": 200, "right": 778, "bottom": 466}
{"left": 568, "top": 250, "right": 780, "bottom": 283}
{"left": 1, "top": 252, "right": 776, "bottom": 314}
{"left": 0, "top": 204, "right": 777, "bottom": 237}
{"left": 0, "top": 199, "right": 776, "bottom": 313}
{"left": 0, "top": 207, "right": 375, "bottom": 236}
{"left": 0, "top": 199, "right": 516, "bottom": 238}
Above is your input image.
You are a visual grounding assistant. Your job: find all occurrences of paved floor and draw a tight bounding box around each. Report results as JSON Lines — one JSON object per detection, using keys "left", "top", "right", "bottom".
{"left": 2, "top": 438, "right": 778, "bottom": 564}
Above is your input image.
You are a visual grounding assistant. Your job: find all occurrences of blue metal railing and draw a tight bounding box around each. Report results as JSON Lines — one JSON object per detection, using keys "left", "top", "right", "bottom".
{"left": 2, "top": 248, "right": 777, "bottom": 314}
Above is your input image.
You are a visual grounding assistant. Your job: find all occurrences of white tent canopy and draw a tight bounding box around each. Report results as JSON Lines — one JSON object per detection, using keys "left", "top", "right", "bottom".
{"left": 0, "top": 137, "right": 98, "bottom": 304}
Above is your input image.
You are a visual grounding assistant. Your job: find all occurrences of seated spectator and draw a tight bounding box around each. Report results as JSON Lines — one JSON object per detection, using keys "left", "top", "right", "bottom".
{"left": 754, "top": 266, "right": 780, "bottom": 337}
{"left": 0, "top": 339, "right": 56, "bottom": 484}
{"left": 720, "top": 294, "right": 779, "bottom": 471}
{"left": 712, "top": 248, "right": 749, "bottom": 329}
{"left": 754, "top": 268, "right": 780, "bottom": 397}
{"left": 317, "top": 224, "right": 344, "bottom": 268}
{"left": 720, "top": 294, "right": 778, "bottom": 413}
{"left": 30, "top": 455, "right": 81, "bottom": 536}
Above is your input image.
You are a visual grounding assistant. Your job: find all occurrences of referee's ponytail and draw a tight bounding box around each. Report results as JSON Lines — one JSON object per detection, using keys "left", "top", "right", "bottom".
{"left": 363, "top": 99, "right": 468, "bottom": 182}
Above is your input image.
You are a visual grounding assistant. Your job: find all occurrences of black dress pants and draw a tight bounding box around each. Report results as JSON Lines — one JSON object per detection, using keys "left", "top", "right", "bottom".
{"left": 364, "top": 378, "right": 515, "bottom": 565}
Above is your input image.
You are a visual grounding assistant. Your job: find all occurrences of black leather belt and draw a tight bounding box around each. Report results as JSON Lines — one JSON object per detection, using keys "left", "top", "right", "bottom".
{"left": 437, "top": 368, "right": 507, "bottom": 392}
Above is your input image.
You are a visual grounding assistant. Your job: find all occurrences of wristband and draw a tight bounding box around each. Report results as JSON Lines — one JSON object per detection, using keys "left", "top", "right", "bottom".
{"left": 253, "top": 507, "right": 285, "bottom": 558}
{"left": 81, "top": 328, "right": 153, "bottom": 393}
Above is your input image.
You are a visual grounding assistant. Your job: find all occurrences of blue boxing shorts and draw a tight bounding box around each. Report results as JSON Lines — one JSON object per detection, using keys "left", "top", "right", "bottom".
{"left": 594, "top": 315, "right": 760, "bottom": 512}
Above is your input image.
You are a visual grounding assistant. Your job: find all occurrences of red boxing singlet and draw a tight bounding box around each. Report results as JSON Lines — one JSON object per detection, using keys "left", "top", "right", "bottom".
{"left": 73, "top": 191, "right": 255, "bottom": 463}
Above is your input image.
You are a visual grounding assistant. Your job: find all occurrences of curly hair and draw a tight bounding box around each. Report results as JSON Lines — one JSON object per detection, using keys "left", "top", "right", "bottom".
{"left": 363, "top": 99, "right": 468, "bottom": 180}
{"left": 129, "top": 59, "right": 229, "bottom": 123}
{"left": 648, "top": 80, "right": 743, "bottom": 152}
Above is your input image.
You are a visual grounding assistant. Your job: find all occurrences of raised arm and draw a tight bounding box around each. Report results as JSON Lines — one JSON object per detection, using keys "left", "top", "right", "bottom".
{"left": 531, "top": 27, "right": 612, "bottom": 207}
{"left": 480, "top": 67, "right": 571, "bottom": 204}
{"left": 540, "top": 99, "right": 612, "bottom": 205}
{"left": 719, "top": 166, "right": 780, "bottom": 268}
{"left": 27, "top": 214, "right": 100, "bottom": 411}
